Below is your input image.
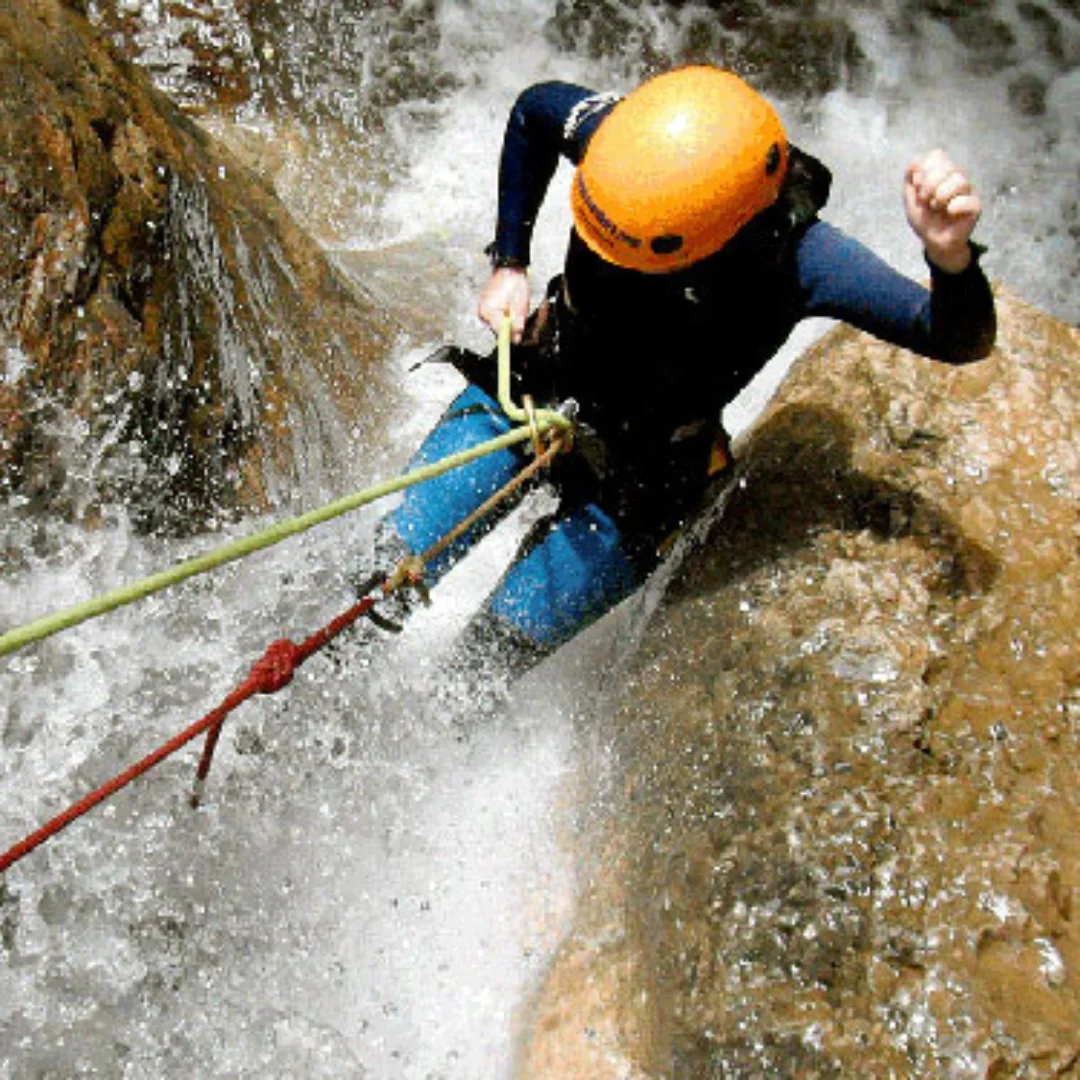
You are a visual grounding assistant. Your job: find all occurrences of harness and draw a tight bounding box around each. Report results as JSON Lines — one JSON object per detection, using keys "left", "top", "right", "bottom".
{"left": 450, "top": 147, "right": 832, "bottom": 553}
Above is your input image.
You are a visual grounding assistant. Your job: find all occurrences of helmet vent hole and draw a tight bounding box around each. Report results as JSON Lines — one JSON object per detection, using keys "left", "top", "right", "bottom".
{"left": 651, "top": 234, "right": 684, "bottom": 255}
{"left": 766, "top": 142, "right": 782, "bottom": 176}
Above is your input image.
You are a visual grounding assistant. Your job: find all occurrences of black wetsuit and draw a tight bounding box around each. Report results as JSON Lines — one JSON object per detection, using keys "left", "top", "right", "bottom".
{"left": 382, "top": 80, "right": 996, "bottom": 660}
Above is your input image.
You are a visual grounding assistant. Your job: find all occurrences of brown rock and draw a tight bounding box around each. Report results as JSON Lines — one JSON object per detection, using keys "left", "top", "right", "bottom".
{"left": 518, "top": 288, "right": 1080, "bottom": 1077}
{"left": 0, "top": 0, "right": 400, "bottom": 530}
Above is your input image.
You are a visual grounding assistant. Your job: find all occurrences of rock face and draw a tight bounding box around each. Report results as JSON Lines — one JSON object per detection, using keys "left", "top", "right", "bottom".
{"left": 0, "top": 0, "right": 399, "bottom": 530}
{"left": 518, "top": 289, "right": 1080, "bottom": 1078}
{"left": 86, "top": 0, "right": 462, "bottom": 246}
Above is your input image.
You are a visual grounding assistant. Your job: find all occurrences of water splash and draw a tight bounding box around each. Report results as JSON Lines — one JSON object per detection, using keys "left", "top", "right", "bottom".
{"left": 5, "top": 0, "right": 1079, "bottom": 1075}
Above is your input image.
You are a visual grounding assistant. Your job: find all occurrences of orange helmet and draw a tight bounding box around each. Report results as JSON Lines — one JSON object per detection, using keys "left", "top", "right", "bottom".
{"left": 570, "top": 66, "right": 788, "bottom": 273}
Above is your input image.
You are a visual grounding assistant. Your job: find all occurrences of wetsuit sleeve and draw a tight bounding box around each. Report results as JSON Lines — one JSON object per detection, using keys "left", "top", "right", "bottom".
{"left": 490, "top": 81, "right": 615, "bottom": 268}
{"left": 795, "top": 220, "right": 997, "bottom": 364}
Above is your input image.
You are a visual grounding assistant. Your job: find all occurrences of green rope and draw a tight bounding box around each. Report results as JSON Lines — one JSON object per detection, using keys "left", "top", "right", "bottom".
{"left": 495, "top": 313, "right": 568, "bottom": 431}
{"left": 1, "top": 316, "right": 573, "bottom": 659}
{"left": 1, "top": 426, "right": 549, "bottom": 658}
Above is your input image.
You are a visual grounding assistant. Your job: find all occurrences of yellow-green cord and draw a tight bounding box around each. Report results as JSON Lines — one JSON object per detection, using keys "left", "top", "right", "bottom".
{"left": 1, "top": 317, "right": 571, "bottom": 658}
{"left": 495, "top": 313, "right": 568, "bottom": 431}
{"left": 0, "top": 426, "right": 534, "bottom": 657}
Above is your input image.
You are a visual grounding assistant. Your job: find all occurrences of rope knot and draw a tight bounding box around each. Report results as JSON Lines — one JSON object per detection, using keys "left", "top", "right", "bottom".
{"left": 249, "top": 638, "right": 302, "bottom": 693}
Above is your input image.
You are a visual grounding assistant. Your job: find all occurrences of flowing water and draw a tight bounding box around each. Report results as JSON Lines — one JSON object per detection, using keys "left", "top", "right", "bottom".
{"left": 2, "top": 1, "right": 1078, "bottom": 1076}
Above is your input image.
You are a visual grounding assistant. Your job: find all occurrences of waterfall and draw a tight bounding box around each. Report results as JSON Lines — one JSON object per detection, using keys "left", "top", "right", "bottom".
{"left": 2, "top": 1, "right": 1077, "bottom": 1075}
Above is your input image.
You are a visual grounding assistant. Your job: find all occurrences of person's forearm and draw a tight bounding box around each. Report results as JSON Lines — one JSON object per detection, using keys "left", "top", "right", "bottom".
{"left": 797, "top": 221, "right": 996, "bottom": 364}
{"left": 924, "top": 240, "right": 972, "bottom": 274}
{"left": 926, "top": 244, "right": 996, "bottom": 362}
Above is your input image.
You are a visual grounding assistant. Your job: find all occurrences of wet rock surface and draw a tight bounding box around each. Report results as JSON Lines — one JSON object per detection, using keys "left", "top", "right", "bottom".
{"left": 0, "top": 0, "right": 399, "bottom": 531}
{"left": 518, "top": 289, "right": 1080, "bottom": 1078}
{"left": 86, "top": 0, "right": 462, "bottom": 244}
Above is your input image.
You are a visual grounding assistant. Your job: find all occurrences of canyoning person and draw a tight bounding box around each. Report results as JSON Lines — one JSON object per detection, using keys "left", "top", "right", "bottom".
{"left": 363, "top": 65, "right": 996, "bottom": 691}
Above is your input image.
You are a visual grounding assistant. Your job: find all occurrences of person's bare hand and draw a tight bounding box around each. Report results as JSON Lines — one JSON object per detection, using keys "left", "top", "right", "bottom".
{"left": 477, "top": 267, "right": 530, "bottom": 341}
{"left": 904, "top": 149, "right": 981, "bottom": 273}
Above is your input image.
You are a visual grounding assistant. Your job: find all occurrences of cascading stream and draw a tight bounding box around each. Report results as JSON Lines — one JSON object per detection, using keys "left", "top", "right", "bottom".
{"left": 2, "top": 1, "right": 1077, "bottom": 1075}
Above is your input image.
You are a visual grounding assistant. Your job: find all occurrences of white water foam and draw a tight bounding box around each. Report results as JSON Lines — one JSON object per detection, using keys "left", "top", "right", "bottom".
{"left": 3, "top": 1, "right": 1078, "bottom": 1075}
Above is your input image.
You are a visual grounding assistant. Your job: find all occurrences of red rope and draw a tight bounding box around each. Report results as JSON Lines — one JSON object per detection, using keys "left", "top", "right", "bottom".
{"left": 0, "top": 440, "right": 565, "bottom": 875}
{"left": 0, "top": 593, "right": 380, "bottom": 874}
